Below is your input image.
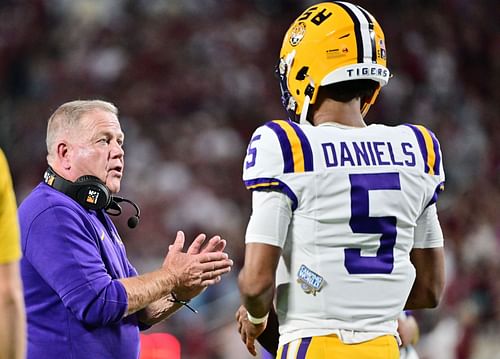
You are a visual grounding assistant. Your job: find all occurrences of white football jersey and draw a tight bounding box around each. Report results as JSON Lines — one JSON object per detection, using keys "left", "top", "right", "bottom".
{"left": 242, "top": 120, "right": 445, "bottom": 345}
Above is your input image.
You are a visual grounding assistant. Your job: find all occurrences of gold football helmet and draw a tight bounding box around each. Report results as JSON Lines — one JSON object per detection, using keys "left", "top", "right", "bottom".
{"left": 277, "top": 2, "right": 390, "bottom": 123}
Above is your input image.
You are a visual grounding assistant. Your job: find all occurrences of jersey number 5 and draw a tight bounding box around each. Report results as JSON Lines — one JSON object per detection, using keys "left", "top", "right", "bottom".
{"left": 345, "top": 173, "right": 401, "bottom": 274}
{"left": 245, "top": 134, "right": 261, "bottom": 169}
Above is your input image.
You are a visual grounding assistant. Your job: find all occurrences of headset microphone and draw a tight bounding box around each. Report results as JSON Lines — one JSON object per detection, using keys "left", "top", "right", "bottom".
{"left": 109, "top": 196, "right": 141, "bottom": 229}
{"left": 44, "top": 167, "right": 141, "bottom": 229}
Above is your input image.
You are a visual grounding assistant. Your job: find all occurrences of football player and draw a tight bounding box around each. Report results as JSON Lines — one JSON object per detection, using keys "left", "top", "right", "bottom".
{"left": 237, "top": 2, "right": 445, "bottom": 358}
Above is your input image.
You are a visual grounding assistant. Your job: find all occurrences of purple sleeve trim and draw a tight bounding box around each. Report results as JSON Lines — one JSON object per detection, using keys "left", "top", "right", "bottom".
{"left": 244, "top": 177, "right": 298, "bottom": 211}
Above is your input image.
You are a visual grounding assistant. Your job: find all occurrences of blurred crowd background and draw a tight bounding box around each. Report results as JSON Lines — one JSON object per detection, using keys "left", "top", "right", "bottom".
{"left": 1, "top": 0, "right": 498, "bottom": 358}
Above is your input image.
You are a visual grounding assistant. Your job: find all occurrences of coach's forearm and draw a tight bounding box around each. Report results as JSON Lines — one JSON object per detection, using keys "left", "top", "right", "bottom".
{"left": 137, "top": 294, "right": 184, "bottom": 326}
{"left": 119, "top": 269, "right": 176, "bottom": 316}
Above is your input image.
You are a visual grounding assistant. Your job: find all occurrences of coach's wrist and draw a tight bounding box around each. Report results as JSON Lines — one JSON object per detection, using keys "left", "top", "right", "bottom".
{"left": 247, "top": 311, "right": 269, "bottom": 325}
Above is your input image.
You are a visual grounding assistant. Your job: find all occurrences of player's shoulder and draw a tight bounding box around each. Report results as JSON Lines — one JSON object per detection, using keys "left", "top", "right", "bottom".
{"left": 244, "top": 120, "right": 314, "bottom": 180}
{"left": 251, "top": 119, "right": 311, "bottom": 139}
{"left": 366, "top": 123, "right": 437, "bottom": 139}
{"left": 401, "top": 123, "right": 441, "bottom": 141}
{"left": 401, "top": 123, "right": 444, "bottom": 179}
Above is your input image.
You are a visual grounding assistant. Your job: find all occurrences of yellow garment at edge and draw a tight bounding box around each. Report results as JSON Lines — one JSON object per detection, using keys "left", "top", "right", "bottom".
{"left": 0, "top": 149, "right": 21, "bottom": 264}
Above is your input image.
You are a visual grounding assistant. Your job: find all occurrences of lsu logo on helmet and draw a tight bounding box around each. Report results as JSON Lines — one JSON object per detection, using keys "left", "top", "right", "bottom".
{"left": 277, "top": 2, "right": 391, "bottom": 123}
{"left": 289, "top": 22, "right": 306, "bottom": 46}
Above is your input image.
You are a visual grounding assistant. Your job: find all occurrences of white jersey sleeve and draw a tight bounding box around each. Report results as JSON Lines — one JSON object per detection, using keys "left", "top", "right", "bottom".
{"left": 245, "top": 190, "right": 292, "bottom": 248}
{"left": 413, "top": 204, "right": 444, "bottom": 248}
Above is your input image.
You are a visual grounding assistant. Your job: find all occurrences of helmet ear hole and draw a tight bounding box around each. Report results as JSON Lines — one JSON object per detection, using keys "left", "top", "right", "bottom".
{"left": 296, "top": 66, "right": 309, "bottom": 80}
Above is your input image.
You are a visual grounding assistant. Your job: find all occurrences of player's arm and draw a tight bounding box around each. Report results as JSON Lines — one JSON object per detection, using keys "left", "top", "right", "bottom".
{"left": 238, "top": 123, "right": 294, "bottom": 355}
{"left": 238, "top": 190, "right": 292, "bottom": 356}
{"left": 0, "top": 262, "right": 26, "bottom": 359}
{"left": 239, "top": 242, "right": 281, "bottom": 320}
{"left": 236, "top": 304, "right": 279, "bottom": 354}
{"left": 406, "top": 247, "right": 444, "bottom": 309}
{"left": 239, "top": 189, "right": 292, "bottom": 320}
{"left": 398, "top": 311, "right": 419, "bottom": 347}
{"left": 405, "top": 204, "right": 445, "bottom": 309}
{"left": 238, "top": 242, "right": 281, "bottom": 357}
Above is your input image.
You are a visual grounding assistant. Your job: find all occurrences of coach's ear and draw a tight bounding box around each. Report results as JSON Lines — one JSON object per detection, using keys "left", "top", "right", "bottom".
{"left": 256, "top": 306, "right": 279, "bottom": 355}
{"left": 54, "top": 141, "right": 71, "bottom": 170}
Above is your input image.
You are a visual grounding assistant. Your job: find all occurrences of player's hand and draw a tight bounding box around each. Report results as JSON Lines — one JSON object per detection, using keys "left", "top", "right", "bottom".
{"left": 235, "top": 305, "right": 267, "bottom": 356}
{"left": 398, "top": 314, "right": 419, "bottom": 347}
{"left": 162, "top": 231, "right": 233, "bottom": 300}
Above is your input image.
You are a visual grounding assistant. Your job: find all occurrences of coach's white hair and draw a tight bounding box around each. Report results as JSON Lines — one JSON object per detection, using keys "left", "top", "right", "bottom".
{"left": 46, "top": 100, "right": 118, "bottom": 162}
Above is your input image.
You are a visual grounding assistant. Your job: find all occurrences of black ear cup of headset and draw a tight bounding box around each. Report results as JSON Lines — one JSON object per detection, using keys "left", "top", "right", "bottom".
{"left": 73, "top": 175, "right": 112, "bottom": 211}
{"left": 44, "top": 167, "right": 111, "bottom": 211}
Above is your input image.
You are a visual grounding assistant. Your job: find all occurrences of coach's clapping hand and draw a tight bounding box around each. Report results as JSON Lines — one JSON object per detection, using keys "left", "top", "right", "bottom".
{"left": 162, "top": 231, "right": 233, "bottom": 300}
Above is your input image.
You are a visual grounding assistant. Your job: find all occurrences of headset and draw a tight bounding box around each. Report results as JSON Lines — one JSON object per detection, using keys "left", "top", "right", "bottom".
{"left": 43, "top": 167, "right": 141, "bottom": 228}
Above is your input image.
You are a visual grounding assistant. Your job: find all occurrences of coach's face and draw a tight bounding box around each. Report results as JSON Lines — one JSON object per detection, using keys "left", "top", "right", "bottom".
{"left": 69, "top": 109, "right": 125, "bottom": 193}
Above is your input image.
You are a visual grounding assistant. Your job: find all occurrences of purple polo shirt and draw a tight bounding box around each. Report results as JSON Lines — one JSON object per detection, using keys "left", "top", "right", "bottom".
{"left": 19, "top": 183, "right": 143, "bottom": 359}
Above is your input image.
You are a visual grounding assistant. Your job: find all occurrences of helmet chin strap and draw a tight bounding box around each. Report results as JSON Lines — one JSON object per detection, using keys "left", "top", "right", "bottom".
{"left": 299, "top": 95, "right": 311, "bottom": 125}
{"left": 361, "top": 85, "right": 381, "bottom": 118}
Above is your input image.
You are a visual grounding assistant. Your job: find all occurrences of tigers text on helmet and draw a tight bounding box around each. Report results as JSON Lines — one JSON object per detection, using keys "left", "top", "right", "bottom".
{"left": 277, "top": 1, "right": 390, "bottom": 124}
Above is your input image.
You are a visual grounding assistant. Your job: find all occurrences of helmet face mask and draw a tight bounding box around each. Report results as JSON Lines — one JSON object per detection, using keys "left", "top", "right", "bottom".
{"left": 275, "top": 52, "right": 299, "bottom": 122}
{"left": 278, "top": 2, "right": 390, "bottom": 123}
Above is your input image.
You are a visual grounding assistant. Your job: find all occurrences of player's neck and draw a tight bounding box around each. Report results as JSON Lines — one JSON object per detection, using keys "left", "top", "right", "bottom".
{"left": 312, "top": 98, "right": 366, "bottom": 128}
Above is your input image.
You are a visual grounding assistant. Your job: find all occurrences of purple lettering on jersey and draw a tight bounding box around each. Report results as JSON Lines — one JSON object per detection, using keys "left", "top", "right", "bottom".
{"left": 402, "top": 142, "right": 416, "bottom": 167}
{"left": 322, "top": 143, "right": 338, "bottom": 167}
{"left": 245, "top": 134, "right": 261, "bottom": 169}
{"left": 387, "top": 142, "right": 404, "bottom": 166}
{"left": 373, "top": 142, "right": 391, "bottom": 165}
{"left": 322, "top": 141, "right": 418, "bottom": 169}
{"left": 340, "top": 142, "right": 355, "bottom": 166}
{"left": 352, "top": 141, "right": 371, "bottom": 166}
{"left": 365, "top": 141, "right": 378, "bottom": 165}
{"left": 345, "top": 173, "right": 401, "bottom": 274}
